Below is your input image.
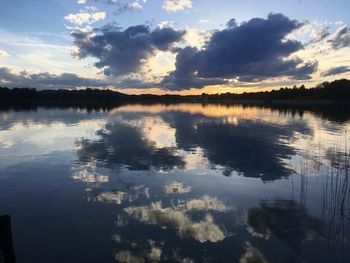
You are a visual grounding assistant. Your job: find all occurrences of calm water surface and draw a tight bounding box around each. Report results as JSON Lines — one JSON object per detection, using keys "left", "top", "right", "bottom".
{"left": 0, "top": 104, "right": 349, "bottom": 263}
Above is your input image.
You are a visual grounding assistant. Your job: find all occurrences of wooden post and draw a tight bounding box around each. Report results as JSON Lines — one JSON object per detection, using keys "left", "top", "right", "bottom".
{"left": 0, "top": 215, "right": 16, "bottom": 263}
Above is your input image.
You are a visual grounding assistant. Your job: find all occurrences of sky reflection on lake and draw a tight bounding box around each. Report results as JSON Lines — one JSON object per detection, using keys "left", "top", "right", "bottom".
{"left": 0, "top": 103, "right": 349, "bottom": 263}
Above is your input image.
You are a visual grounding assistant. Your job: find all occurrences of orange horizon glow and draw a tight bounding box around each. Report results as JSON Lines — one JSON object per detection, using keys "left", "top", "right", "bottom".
{"left": 110, "top": 77, "right": 339, "bottom": 95}
{"left": 113, "top": 86, "right": 285, "bottom": 96}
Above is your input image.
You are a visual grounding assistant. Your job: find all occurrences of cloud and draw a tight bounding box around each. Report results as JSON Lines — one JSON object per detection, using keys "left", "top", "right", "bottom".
{"left": 0, "top": 50, "right": 9, "bottom": 57}
{"left": 163, "top": 0, "right": 192, "bottom": 12}
{"left": 321, "top": 66, "right": 350, "bottom": 77}
{"left": 64, "top": 9, "right": 107, "bottom": 30}
{"left": 328, "top": 25, "right": 350, "bottom": 49}
{"left": 161, "top": 112, "right": 307, "bottom": 180}
{"left": 197, "top": 19, "right": 210, "bottom": 24}
{"left": 127, "top": 1, "right": 143, "bottom": 10}
{"left": 124, "top": 199, "right": 227, "bottom": 243}
{"left": 240, "top": 242, "right": 268, "bottom": 263}
{"left": 184, "top": 195, "right": 234, "bottom": 212}
{"left": 116, "top": 241, "right": 163, "bottom": 263}
{"left": 311, "top": 28, "right": 330, "bottom": 43}
{"left": 114, "top": 1, "right": 146, "bottom": 15}
{"left": 79, "top": 0, "right": 118, "bottom": 4}
{"left": 93, "top": 185, "right": 150, "bottom": 205}
{"left": 0, "top": 67, "right": 110, "bottom": 89}
{"left": 76, "top": 121, "right": 185, "bottom": 171}
{"left": 82, "top": 0, "right": 146, "bottom": 14}
{"left": 71, "top": 167, "right": 109, "bottom": 183}
{"left": 115, "top": 250, "right": 145, "bottom": 263}
{"left": 247, "top": 200, "right": 323, "bottom": 255}
{"left": 72, "top": 24, "right": 185, "bottom": 77}
{"left": 163, "top": 181, "right": 191, "bottom": 194}
{"left": 161, "top": 13, "right": 317, "bottom": 90}
{"left": 117, "top": 78, "right": 156, "bottom": 89}
{"left": 96, "top": 191, "right": 130, "bottom": 204}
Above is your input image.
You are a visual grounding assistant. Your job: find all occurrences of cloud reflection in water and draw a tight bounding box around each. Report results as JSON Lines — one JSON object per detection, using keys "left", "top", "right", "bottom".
{"left": 124, "top": 195, "right": 234, "bottom": 243}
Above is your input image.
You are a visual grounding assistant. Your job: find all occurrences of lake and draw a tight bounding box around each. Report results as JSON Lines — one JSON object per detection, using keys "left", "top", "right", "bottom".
{"left": 0, "top": 103, "right": 349, "bottom": 263}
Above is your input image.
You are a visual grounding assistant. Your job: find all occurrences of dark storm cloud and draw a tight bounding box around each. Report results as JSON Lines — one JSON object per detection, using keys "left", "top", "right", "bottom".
{"left": 162, "top": 13, "right": 317, "bottom": 90}
{"left": 328, "top": 25, "right": 350, "bottom": 50}
{"left": 321, "top": 66, "right": 350, "bottom": 77}
{"left": 0, "top": 67, "right": 110, "bottom": 89}
{"left": 161, "top": 46, "right": 228, "bottom": 90}
{"left": 72, "top": 24, "right": 185, "bottom": 77}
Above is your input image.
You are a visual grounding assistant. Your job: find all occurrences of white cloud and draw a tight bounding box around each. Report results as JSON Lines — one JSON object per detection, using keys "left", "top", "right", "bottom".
{"left": 77, "top": 0, "right": 87, "bottom": 4}
{"left": 0, "top": 28, "right": 98, "bottom": 76}
{"left": 184, "top": 195, "right": 234, "bottom": 212}
{"left": 96, "top": 191, "right": 129, "bottom": 204}
{"left": 157, "top": 20, "right": 176, "bottom": 29}
{"left": 163, "top": 0, "right": 192, "bottom": 12}
{"left": 163, "top": 181, "right": 192, "bottom": 194}
{"left": 114, "top": 0, "right": 146, "bottom": 15}
{"left": 64, "top": 7, "right": 107, "bottom": 32}
{"left": 124, "top": 201, "right": 226, "bottom": 243}
{"left": 64, "top": 11, "right": 107, "bottom": 27}
{"left": 115, "top": 244, "right": 162, "bottom": 263}
{"left": 123, "top": 195, "right": 234, "bottom": 243}
{"left": 71, "top": 167, "right": 109, "bottom": 183}
{"left": 127, "top": 2, "right": 143, "bottom": 11}
{"left": 197, "top": 19, "right": 210, "bottom": 24}
{"left": 183, "top": 27, "right": 209, "bottom": 49}
{"left": 0, "top": 49, "right": 9, "bottom": 57}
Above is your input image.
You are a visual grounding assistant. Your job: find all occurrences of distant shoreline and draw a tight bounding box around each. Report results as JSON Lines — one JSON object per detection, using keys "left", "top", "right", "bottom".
{"left": 1, "top": 79, "right": 349, "bottom": 106}
{"left": 0, "top": 98, "right": 348, "bottom": 106}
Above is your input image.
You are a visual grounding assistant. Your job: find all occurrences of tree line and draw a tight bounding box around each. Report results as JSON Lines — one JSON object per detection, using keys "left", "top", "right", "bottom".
{"left": 0, "top": 79, "right": 349, "bottom": 103}
{"left": 200, "top": 79, "right": 350, "bottom": 101}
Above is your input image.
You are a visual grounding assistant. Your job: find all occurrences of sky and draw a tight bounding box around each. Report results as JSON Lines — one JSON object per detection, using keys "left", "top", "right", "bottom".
{"left": 0, "top": 0, "right": 349, "bottom": 95}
